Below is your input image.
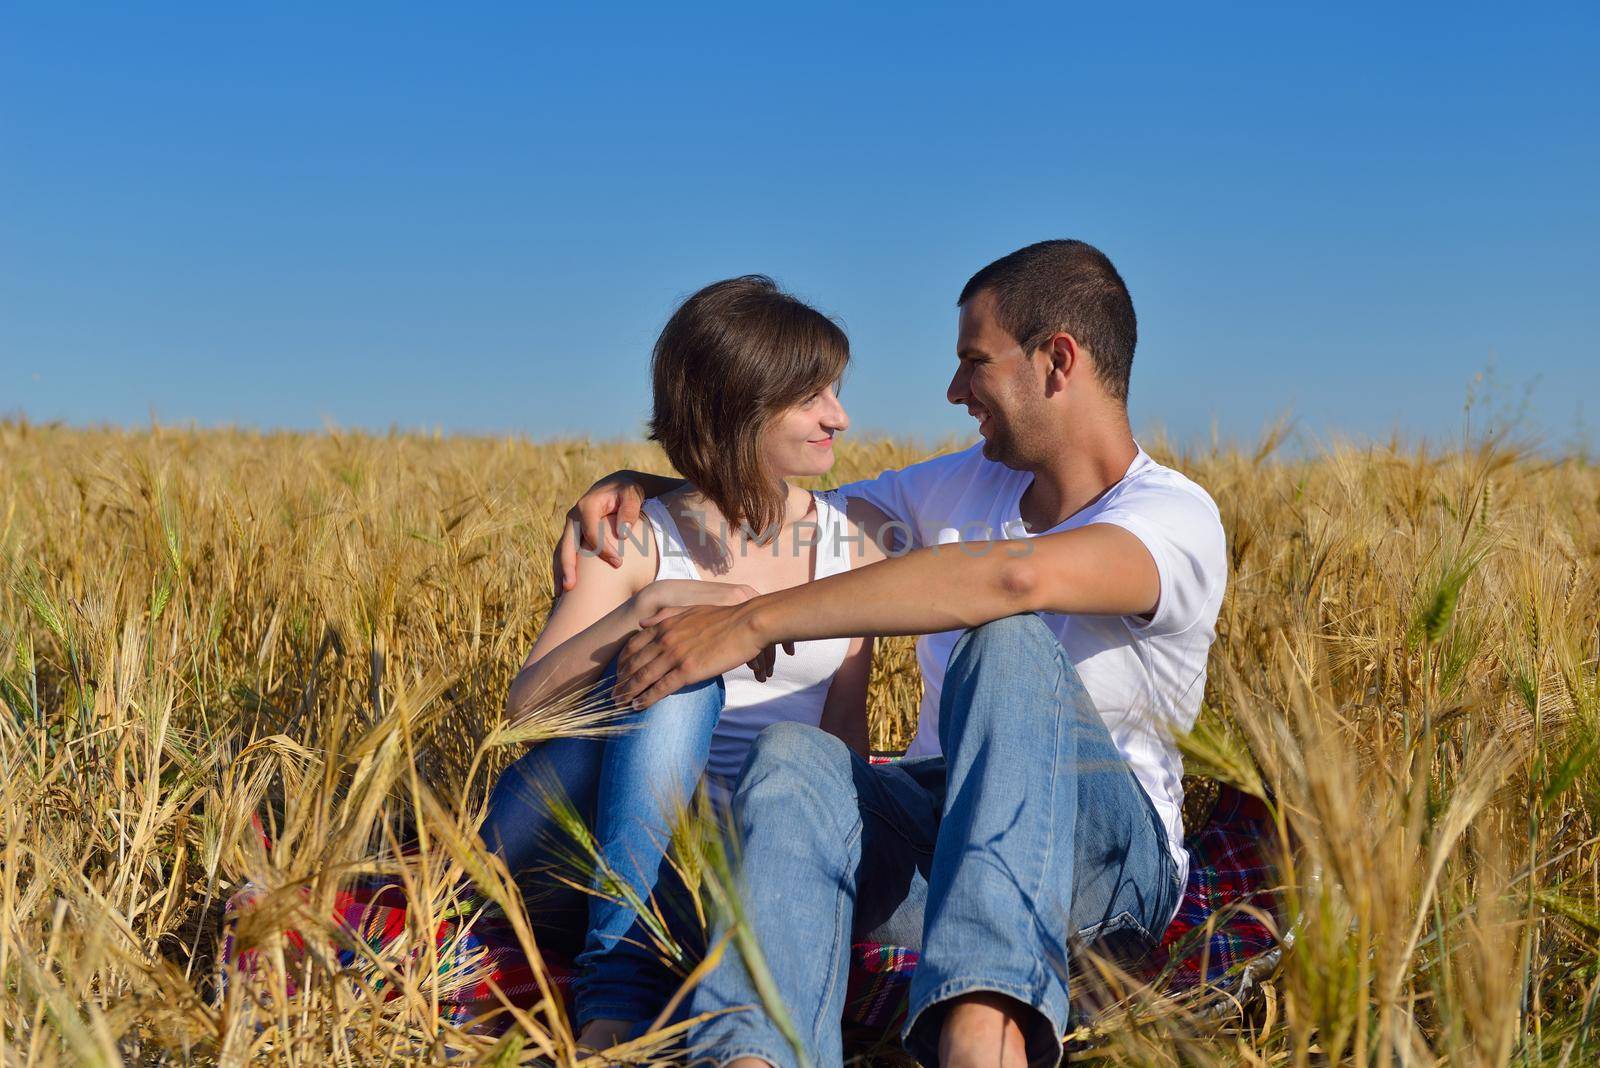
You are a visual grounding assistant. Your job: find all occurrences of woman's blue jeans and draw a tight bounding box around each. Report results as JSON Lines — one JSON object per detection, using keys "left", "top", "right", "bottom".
{"left": 480, "top": 660, "right": 725, "bottom": 1027}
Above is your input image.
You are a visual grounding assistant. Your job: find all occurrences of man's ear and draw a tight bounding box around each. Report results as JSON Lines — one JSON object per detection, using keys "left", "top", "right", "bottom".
{"left": 1043, "top": 331, "right": 1081, "bottom": 394}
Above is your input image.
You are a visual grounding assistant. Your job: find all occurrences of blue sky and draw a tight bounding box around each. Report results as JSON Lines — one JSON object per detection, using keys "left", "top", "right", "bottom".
{"left": 3, "top": 2, "right": 1597, "bottom": 450}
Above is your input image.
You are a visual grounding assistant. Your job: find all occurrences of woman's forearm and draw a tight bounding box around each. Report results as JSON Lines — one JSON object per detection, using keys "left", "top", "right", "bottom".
{"left": 506, "top": 597, "right": 649, "bottom": 725}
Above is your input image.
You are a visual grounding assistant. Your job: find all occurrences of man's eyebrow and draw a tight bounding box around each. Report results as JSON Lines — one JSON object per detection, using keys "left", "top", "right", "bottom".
{"left": 956, "top": 347, "right": 988, "bottom": 361}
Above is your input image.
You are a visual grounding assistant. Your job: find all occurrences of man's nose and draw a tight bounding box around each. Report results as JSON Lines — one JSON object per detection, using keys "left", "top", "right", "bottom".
{"left": 946, "top": 367, "right": 968, "bottom": 406}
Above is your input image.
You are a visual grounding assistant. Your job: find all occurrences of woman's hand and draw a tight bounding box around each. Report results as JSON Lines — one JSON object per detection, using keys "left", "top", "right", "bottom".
{"left": 634, "top": 579, "right": 759, "bottom": 618}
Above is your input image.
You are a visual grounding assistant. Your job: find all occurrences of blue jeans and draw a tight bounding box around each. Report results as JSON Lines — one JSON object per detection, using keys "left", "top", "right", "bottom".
{"left": 480, "top": 661, "right": 725, "bottom": 1027}
{"left": 688, "top": 614, "right": 1182, "bottom": 1068}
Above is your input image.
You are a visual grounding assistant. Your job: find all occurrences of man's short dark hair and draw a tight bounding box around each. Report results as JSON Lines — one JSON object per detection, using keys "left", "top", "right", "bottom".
{"left": 957, "top": 239, "right": 1137, "bottom": 403}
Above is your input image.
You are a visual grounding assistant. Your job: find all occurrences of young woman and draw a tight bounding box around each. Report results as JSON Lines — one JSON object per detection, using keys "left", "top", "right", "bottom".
{"left": 480, "top": 275, "right": 886, "bottom": 1049}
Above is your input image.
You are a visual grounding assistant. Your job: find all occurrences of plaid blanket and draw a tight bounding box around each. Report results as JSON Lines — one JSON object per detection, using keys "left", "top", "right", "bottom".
{"left": 835, "top": 782, "right": 1281, "bottom": 1030}
{"left": 224, "top": 783, "right": 1279, "bottom": 1035}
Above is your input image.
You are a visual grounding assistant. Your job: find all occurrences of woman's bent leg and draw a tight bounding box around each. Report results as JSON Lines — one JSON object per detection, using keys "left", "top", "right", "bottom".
{"left": 575, "top": 674, "right": 724, "bottom": 1028}
{"left": 481, "top": 732, "right": 607, "bottom": 958}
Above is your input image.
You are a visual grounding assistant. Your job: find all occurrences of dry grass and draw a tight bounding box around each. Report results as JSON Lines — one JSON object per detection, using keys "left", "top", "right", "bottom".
{"left": 1, "top": 418, "right": 1597, "bottom": 1065}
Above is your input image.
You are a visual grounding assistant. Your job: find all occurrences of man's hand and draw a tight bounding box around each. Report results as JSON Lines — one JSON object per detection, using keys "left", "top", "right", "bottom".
{"left": 552, "top": 469, "right": 689, "bottom": 593}
{"left": 553, "top": 471, "right": 650, "bottom": 593}
{"left": 615, "top": 601, "right": 793, "bottom": 708}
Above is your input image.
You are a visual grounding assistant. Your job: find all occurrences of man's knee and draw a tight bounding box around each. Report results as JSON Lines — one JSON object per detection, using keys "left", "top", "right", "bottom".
{"left": 952, "top": 612, "right": 1058, "bottom": 668}
{"left": 734, "top": 722, "right": 853, "bottom": 819}
{"left": 947, "top": 613, "right": 1075, "bottom": 695}
{"left": 943, "top": 614, "right": 1092, "bottom": 735}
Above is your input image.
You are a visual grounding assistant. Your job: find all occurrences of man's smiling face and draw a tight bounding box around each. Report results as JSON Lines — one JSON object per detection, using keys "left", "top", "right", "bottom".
{"left": 947, "top": 288, "right": 1049, "bottom": 469}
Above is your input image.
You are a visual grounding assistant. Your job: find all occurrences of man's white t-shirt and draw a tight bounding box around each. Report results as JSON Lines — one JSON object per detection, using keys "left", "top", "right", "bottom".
{"left": 839, "top": 441, "right": 1227, "bottom": 891}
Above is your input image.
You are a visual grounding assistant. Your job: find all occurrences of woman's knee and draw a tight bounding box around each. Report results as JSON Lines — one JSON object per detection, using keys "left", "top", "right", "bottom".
{"left": 730, "top": 724, "right": 860, "bottom": 871}
{"left": 639, "top": 674, "right": 723, "bottom": 727}
{"left": 615, "top": 676, "right": 723, "bottom": 772}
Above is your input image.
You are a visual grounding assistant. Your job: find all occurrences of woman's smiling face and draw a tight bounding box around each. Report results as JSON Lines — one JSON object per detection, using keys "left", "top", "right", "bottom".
{"left": 759, "top": 381, "right": 848, "bottom": 480}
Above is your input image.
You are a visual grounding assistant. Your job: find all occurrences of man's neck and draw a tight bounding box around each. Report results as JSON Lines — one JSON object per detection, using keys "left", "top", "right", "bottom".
{"left": 1016, "top": 416, "right": 1138, "bottom": 534}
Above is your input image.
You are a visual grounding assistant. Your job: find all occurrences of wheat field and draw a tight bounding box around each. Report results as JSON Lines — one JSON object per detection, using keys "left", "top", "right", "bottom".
{"left": 1, "top": 418, "right": 1597, "bottom": 1066}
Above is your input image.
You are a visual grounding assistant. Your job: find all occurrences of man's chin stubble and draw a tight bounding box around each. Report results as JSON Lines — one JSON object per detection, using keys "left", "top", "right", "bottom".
{"left": 981, "top": 435, "right": 1020, "bottom": 469}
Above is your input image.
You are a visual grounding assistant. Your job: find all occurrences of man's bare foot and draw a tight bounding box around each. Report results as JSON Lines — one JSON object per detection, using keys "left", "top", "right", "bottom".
{"left": 576, "top": 1017, "right": 632, "bottom": 1051}
{"left": 939, "top": 992, "right": 1031, "bottom": 1068}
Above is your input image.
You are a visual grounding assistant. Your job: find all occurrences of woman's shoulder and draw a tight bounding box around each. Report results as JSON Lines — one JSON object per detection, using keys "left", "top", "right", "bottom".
{"left": 818, "top": 488, "right": 889, "bottom": 567}
{"left": 652, "top": 486, "right": 718, "bottom": 544}
{"left": 646, "top": 487, "right": 722, "bottom": 578}
{"left": 628, "top": 496, "right": 678, "bottom": 558}
{"left": 563, "top": 509, "right": 658, "bottom": 596}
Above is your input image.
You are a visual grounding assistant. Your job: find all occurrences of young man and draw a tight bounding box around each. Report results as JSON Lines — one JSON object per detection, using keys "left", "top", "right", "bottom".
{"left": 554, "top": 240, "right": 1227, "bottom": 1067}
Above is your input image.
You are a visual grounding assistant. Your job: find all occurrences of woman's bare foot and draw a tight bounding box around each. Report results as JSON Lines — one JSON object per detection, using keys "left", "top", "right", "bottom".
{"left": 576, "top": 1018, "right": 633, "bottom": 1051}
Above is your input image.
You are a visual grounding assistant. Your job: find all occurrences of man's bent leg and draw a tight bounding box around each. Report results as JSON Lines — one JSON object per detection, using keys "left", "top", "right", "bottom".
{"left": 904, "top": 614, "right": 1178, "bottom": 1068}
{"left": 690, "top": 723, "right": 939, "bottom": 1068}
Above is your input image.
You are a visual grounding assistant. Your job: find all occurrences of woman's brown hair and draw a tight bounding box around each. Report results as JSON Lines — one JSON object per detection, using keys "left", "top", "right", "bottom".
{"left": 648, "top": 275, "right": 849, "bottom": 538}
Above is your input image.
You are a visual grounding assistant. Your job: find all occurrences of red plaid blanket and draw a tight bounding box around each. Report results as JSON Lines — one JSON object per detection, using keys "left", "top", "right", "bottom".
{"left": 839, "top": 783, "right": 1282, "bottom": 1030}
{"left": 223, "top": 784, "right": 1280, "bottom": 1035}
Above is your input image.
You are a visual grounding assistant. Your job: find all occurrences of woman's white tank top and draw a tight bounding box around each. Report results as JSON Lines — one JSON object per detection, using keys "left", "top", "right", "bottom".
{"left": 639, "top": 490, "right": 853, "bottom": 793}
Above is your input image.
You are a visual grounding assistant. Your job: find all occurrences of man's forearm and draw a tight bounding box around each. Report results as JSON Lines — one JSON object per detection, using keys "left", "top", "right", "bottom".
{"left": 747, "top": 541, "right": 1036, "bottom": 646}
{"left": 611, "top": 524, "right": 1159, "bottom": 711}
{"left": 743, "top": 523, "right": 1158, "bottom": 647}
{"left": 631, "top": 470, "right": 687, "bottom": 500}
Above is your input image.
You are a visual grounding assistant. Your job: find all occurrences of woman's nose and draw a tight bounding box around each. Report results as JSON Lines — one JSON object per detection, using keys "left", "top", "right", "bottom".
{"left": 827, "top": 394, "right": 849, "bottom": 432}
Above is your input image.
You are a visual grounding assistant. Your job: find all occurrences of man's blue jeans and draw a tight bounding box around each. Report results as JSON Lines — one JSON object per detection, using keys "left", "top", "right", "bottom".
{"left": 688, "top": 614, "right": 1182, "bottom": 1068}
{"left": 480, "top": 661, "right": 725, "bottom": 1027}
